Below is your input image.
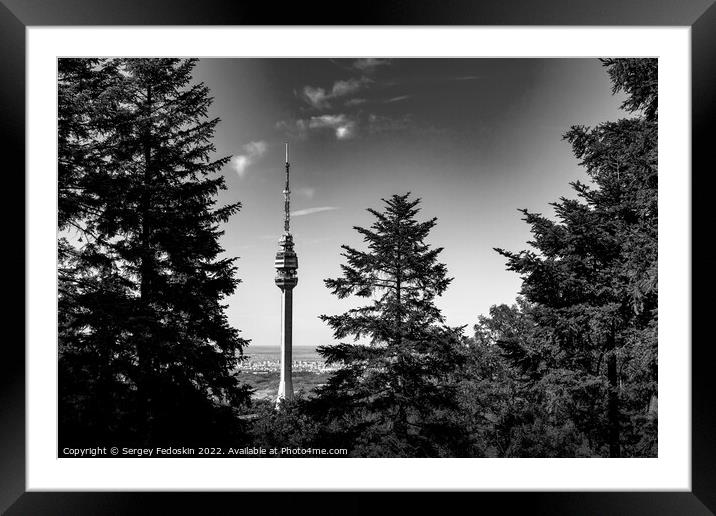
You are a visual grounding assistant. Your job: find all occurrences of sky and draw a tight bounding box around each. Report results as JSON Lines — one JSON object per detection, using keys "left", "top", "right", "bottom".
{"left": 192, "top": 58, "right": 627, "bottom": 349}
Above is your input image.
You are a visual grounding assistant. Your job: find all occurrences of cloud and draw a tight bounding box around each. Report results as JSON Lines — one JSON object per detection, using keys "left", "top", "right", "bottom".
{"left": 352, "top": 58, "right": 391, "bottom": 72}
{"left": 232, "top": 140, "right": 267, "bottom": 177}
{"left": 279, "top": 111, "right": 419, "bottom": 141}
{"left": 302, "top": 86, "right": 330, "bottom": 109}
{"left": 345, "top": 95, "right": 408, "bottom": 107}
{"left": 384, "top": 95, "right": 411, "bottom": 103}
{"left": 332, "top": 78, "right": 367, "bottom": 96}
{"left": 301, "top": 77, "right": 371, "bottom": 109}
{"left": 305, "top": 114, "right": 357, "bottom": 140}
{"left": 335, "top": 126, "right": 352, "bottom": 139}
{"left": 291, "top": 206, "right": 338, "bottom": 217}
{"left": 277, "top": 114, "right": 356, "bottom": 141}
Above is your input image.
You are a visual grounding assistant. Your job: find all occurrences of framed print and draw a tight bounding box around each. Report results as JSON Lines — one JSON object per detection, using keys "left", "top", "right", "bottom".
{"left": 5, "top": 0, "right": 716, "bottom": 513}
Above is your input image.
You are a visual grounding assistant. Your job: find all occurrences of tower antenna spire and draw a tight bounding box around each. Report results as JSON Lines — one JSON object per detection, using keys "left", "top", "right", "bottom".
{"left": 284, "top": 142, "right": 290, "bottom": 233}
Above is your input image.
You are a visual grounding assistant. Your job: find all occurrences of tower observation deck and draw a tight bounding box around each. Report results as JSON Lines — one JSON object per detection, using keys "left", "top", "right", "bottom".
{"left": 275, "top": 143, "right": 297, "bottom": 404}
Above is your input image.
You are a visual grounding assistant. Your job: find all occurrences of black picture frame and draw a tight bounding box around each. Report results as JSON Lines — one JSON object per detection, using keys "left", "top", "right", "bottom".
{"left": 4, "top": 1, "right": 715, "bottom": 513}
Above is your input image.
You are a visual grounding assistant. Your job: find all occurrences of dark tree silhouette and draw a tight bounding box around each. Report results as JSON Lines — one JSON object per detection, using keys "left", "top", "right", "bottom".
{"left": 313, "top": 193, "right": 468, "bottom": 457}
{"left": 58, "top": 58, "right": 251, "bottom": 447}
{"left": 495, "top": 58, "right": 658, "bottom": 457}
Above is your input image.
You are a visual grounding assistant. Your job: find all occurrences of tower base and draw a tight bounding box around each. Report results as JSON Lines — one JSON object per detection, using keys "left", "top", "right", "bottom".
{"left": 275, "top": 287, "right": 294, "bottom": 407}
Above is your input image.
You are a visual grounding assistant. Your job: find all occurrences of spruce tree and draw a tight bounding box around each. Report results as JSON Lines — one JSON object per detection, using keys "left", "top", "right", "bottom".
{"left": 58, "top": 58, "right": 251, "bottom": 446}
{"left": 313, "top": 193, "right": 468, "bottom": 457}
{"left": 58, "top": 58, "right": 121, "bottom": 231}
{"left": 58, "top": 57, "right": 134, "bottom": 443}
{"left": 495, "top": 58, "right": 658, "bottom": 457}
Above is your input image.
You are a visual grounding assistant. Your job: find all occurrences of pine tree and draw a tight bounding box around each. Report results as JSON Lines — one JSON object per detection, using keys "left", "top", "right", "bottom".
{"left": 495, "top": 58, "right": 658, "bottom": 457}
{"left": 313, "top": 193, "right": 468, "bottom": 457}
{"left": 58, "top": 58, "right": 251, "bottom": 446}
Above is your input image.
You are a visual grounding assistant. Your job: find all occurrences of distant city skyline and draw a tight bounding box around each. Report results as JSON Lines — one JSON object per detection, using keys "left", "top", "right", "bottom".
{"left": 193, "top": 58, "right": 627, "bottom": 348}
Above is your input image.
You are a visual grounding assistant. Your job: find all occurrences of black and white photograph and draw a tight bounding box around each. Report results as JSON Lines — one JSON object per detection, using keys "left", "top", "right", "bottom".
{"left": 56, "top": 56, "right": 659, "bottom": 459}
